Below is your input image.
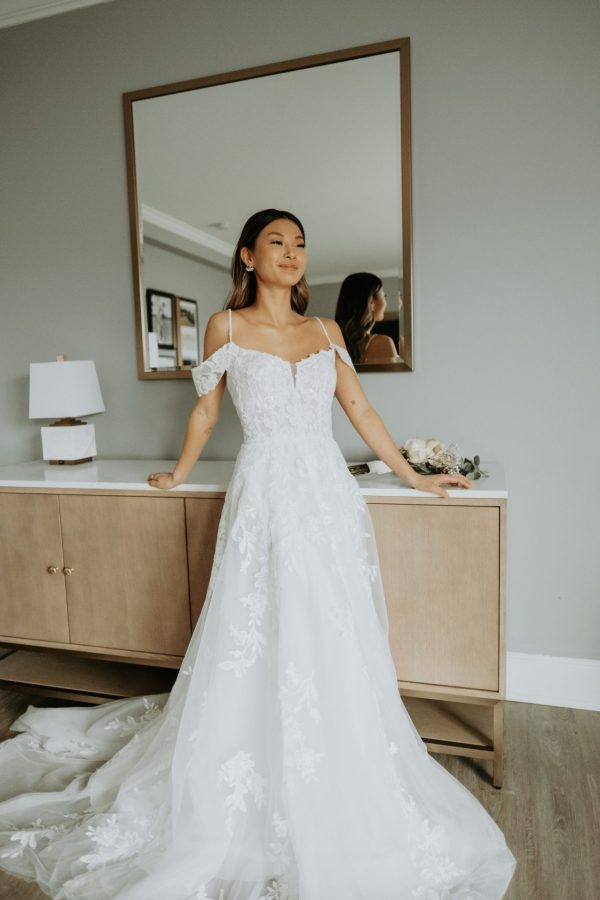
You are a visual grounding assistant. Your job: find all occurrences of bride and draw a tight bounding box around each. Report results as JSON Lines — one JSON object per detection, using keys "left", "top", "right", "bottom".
{"left": 0, "top": 208, "right": 517, "bottom": 899}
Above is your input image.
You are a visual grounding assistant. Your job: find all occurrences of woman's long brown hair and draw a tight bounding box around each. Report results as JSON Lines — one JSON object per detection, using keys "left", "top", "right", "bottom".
{"left": 334, "top": 272, "right": 383, "bottom": 363}
{"left": 224, "top": 208, "right": 310, "bottom": 314}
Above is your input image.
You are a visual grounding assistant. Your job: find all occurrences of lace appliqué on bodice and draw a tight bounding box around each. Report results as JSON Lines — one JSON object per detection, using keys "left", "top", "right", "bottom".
{"left": 190, "top": 313, "right": 355, "bottom": 444}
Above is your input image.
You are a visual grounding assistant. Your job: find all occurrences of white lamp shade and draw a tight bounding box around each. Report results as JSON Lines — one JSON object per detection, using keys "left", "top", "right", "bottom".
{"left": 29, "top": 360, "right": 105, "bottom": 419}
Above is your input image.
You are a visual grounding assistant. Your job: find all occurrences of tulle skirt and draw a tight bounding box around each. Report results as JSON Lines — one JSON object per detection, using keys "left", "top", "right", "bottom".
{"left": 0, "top": 434, "right": 517, "bottom": 898}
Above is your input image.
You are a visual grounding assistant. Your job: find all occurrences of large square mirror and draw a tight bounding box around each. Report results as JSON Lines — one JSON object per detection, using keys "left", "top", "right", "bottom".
{"left": 123, "top": 37, "right": 412, "bottom": 379}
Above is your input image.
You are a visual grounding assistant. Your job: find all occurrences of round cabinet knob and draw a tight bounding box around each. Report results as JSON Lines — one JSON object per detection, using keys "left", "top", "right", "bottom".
{"left": 62, "top": 566, "right": 75, "bottom": 576}
{"left": 47, "top": 565, "right": 60, "bottom": 575}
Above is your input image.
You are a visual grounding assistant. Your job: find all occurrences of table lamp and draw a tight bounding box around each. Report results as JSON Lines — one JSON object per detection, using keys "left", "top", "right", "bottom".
{"left": 29, "top": 355, "right": 105, "bottom": 465}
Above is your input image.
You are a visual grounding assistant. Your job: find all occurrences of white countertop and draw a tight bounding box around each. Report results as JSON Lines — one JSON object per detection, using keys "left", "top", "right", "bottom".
{"left": 0, "top": 459, "right": 507, "bottom": 498}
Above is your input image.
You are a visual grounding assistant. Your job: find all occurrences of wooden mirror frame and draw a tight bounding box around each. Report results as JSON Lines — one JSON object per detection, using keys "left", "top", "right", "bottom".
{"left": 123, "top": 36, "right": 413, "bottom": 380}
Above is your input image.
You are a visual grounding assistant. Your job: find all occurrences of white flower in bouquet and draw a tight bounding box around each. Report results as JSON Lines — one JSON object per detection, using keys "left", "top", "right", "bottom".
{"left": 404, "top": 438, "right": 451, "bottom": 465}
{"left": 403, "top": 438, "right": 431, "bottom": 464}
{"left": 425, "top": 439, "right": 446, "bottom": 457}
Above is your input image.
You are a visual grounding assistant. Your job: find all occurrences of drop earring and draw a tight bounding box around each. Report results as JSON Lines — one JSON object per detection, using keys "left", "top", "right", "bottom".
{"left": 245, "top": 265, "right": 254, "bottom": 272}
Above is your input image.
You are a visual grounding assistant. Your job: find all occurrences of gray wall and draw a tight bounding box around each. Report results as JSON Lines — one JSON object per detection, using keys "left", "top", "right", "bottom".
{"left": 1, "top": 0, "right": 598, "bottom": 660}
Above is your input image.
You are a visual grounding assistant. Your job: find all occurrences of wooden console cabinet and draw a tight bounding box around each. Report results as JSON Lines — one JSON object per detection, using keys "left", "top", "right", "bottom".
{"left": 0, "top": 459, "right": 508, "bottom": 786}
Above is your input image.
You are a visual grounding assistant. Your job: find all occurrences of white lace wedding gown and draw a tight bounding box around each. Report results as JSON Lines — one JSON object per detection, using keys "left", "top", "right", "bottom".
{"left": 0, "top": 311, "right": 517, "bottom": 899}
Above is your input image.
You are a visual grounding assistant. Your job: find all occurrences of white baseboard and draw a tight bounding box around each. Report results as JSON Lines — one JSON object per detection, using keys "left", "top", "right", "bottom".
{"left": 506, "top": 651, "right": 600, "bottom": 712}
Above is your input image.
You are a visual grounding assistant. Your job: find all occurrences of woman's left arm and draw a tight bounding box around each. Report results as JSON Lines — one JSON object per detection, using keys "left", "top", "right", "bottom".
{"left": 327, "top": 320, "right": 472, "bottom": 499}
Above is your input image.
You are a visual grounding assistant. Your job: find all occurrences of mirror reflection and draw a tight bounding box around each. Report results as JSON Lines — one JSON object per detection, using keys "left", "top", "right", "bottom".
{"left": 126, "top": 44, "right": 412, "bottom": 376}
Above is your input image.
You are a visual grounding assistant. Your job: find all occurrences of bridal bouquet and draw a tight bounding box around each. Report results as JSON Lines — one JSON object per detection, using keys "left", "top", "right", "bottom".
{"left": 401, "top": 438, "right": 487, "bottom": 478}
{"left": 349, "top": 438, "right": 488, "bottom": 480}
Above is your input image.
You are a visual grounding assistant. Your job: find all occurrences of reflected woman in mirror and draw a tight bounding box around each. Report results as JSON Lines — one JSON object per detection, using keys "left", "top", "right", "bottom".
{"left": 335, "top": 272, "right": 403, "bottom": 364}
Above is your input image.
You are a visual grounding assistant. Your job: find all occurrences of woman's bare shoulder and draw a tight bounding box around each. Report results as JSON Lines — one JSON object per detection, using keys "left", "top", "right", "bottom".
{"left": 203, "top": 310, "right": 230, "bottom": 354}
{"left": 365, "top": 332, "right": 399, "bottom": 360}
{"left": 206, "top": 309, "right": 229, "bottom": 329}
{"left": 318, "top": 316, "right": 345, "bottom": 345}
{"left": 369, "top": 332, "right": 396, "bottom": 349}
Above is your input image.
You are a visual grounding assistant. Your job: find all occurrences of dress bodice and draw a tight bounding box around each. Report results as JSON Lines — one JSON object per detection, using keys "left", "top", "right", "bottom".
{"left": 191, "top": 310, "right": 355, "bottom": 444}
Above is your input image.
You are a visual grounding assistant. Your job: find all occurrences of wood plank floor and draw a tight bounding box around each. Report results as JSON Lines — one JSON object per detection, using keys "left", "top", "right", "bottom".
{"left": 0, "top": 692, "right": 598, "bottom": 899}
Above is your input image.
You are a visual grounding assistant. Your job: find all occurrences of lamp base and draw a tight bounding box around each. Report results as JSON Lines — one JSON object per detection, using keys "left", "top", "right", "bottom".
{"left": 41, "top": 423, "right": 97, "bottom": 465}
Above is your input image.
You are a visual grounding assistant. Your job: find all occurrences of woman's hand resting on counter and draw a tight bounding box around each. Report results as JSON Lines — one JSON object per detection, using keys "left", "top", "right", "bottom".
{"left": 146, "top": 469, "right": 472, "bottom": 497}
{"left": 147, "top": 471, "right": 473, "bottom": 496}
{"left": 146, "top": 472, "right": 180, "bottom": 490}
{"left": 410, "top": 472, "right": 472, "bottom": 499}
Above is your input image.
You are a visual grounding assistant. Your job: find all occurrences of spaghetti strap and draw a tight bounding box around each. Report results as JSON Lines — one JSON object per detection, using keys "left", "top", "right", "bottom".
{"left": 228, "top": 307, "right": 232, "bottom": 342}
{"left": 314, "top": 316, "right": 332, "bottom": 346}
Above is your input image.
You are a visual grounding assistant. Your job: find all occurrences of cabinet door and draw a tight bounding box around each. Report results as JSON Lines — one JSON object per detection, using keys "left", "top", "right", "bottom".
{"left": 368, "top": 504, "right": 499, "bottom": 691}
{"left": 185, "top": 498, "right": 224, "bottom": 626}
{"left": 60, "top": 495, "right": 191, "bottom": 655}
{"left": 0, "top": 494, "right": 69, "bottom": 641}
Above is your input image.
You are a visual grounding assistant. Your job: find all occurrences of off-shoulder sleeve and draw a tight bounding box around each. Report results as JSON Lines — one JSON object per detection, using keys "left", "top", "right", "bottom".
{"left": 333, "top": 343, "right": 356, "bottom": 372}
{"left": 190, "top": 343, "right": 231, "bottom": 396}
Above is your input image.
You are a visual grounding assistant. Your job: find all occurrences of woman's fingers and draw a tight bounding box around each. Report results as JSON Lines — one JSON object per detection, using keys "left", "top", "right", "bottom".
{"left": 426, "top": 473, "right": 471, "bottom": 497}
{"left": 442, "top": 474, "right": 471, "bottom": 488}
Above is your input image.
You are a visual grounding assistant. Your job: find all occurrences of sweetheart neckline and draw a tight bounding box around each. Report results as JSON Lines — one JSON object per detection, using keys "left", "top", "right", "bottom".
{"left": 226, "top": 340, "right": 335, "bottom": 367}
{"left": 190, "top": 340, "right": 355, "bottom": 396}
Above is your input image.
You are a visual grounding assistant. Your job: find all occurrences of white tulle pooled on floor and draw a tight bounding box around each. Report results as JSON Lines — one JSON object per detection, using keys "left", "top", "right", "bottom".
{"left": 0, "top": 313, "right": 517, "bottom": 899}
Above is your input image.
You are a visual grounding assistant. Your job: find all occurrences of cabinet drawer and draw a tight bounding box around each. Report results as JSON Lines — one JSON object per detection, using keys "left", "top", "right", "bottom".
{"left": 369, "top": 504, "right": 500, "bottom": 691}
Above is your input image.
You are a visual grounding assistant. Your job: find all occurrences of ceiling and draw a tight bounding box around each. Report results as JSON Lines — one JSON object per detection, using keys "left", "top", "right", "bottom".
{"left": 0, "top": 0, "right": 118, "bottom": 30}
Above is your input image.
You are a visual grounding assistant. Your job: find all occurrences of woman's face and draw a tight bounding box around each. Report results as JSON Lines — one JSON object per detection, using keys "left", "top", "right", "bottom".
{"left": 370, "top": 288, "right": 387, "bottom": 320}
{"left": 241, "top": 218, "right": 307, "bottom": 287}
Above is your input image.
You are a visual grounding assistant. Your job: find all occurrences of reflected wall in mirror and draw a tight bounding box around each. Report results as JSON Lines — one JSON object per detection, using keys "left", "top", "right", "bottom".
{"left": 123, "top": 37, "right": 413, "bottom": 379}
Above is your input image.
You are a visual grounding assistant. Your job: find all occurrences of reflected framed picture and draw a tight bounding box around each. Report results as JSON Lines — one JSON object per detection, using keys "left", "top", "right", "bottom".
{"left": 146, "top": 289, "right": 175, "bottom": 349}
{"left": 177, "top": 297, "right": 200, "bottom": 367}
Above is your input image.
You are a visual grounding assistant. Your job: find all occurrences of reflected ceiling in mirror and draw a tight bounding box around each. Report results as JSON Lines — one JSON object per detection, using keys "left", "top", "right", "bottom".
{"left": 124, "top": 38, "right": 413, "bottom": 378}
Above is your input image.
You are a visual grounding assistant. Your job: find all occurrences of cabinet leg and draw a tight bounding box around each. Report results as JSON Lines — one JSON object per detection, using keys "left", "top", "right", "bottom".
{"left": 492, "top": 700, "right": 504, "bottom": 788}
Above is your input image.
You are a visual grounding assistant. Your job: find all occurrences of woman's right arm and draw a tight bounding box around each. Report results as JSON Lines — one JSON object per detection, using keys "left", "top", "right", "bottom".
{"left": 171, "top": 381, "right": 225, "bottom": 486}
{"left": 147, "top": 312, "right": 229, "bottom": 490}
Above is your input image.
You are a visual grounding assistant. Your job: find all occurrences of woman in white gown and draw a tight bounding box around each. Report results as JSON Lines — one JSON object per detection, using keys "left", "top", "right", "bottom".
{"left": 0, "top": 209, "right": 517, "bottom": 899}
